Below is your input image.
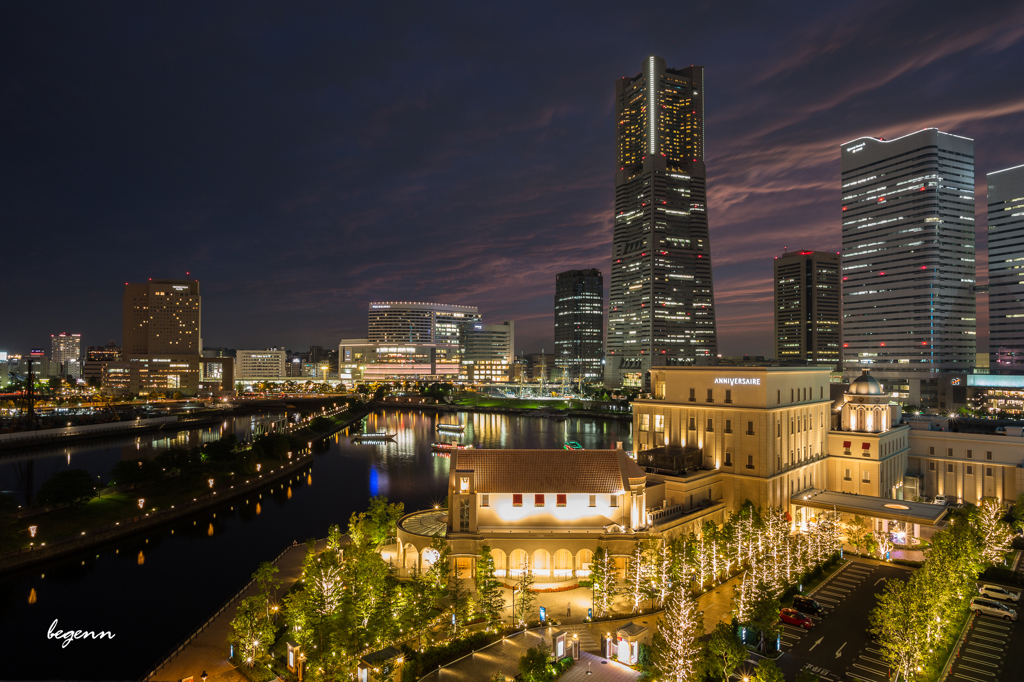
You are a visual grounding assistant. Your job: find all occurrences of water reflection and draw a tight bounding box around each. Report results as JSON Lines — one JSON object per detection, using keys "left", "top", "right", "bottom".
{"left": 0, "top": 409, "right": 630, "bottom": 680}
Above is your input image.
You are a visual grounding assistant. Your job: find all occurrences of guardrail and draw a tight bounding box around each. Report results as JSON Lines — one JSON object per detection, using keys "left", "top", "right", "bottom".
{"left": 0, "top": 416, "right": 179, "bottom": 445}
{"left": 141, "top": 541, "right": 304, "bottom": 681}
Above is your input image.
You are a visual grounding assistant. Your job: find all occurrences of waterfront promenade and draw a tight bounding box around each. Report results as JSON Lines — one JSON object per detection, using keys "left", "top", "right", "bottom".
{"left": 148, "top": 540, "right": 323, "bottom": 682}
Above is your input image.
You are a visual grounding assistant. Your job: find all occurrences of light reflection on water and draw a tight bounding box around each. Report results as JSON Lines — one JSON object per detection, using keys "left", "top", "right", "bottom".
{"left": 0, "top": 409, "right": 630, "bottom": 680}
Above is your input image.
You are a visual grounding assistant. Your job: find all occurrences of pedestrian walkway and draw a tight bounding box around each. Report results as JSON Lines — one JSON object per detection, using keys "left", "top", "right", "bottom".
{"left": 148, "top": 541, "right": 321, "bottom": 682}
{"left": 417, "top": 629, "right": 639, "bottom": 682}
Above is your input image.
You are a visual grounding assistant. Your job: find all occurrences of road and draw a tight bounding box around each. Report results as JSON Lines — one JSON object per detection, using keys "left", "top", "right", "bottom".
{"left": 776, "top": 559, "right": 914, "bottom": 682}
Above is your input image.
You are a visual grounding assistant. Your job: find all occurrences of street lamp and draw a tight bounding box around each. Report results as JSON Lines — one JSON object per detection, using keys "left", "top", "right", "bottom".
{"left": 137, "top": 498, "right": 145, "bottom": 509}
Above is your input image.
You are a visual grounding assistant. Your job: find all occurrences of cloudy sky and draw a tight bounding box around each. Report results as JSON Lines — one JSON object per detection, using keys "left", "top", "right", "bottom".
{"left": 3, "top": 1, "right": 1024, "bottom": 357}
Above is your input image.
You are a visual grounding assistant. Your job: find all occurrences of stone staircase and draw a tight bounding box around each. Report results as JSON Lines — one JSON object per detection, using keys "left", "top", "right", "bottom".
{"left": 563, "top": 626, "right": 600, "bottom": 651}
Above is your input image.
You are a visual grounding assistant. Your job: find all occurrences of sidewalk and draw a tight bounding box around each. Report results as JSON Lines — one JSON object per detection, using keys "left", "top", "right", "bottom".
{"left": 148, "top": 541, "right": 320, "bottom": 682}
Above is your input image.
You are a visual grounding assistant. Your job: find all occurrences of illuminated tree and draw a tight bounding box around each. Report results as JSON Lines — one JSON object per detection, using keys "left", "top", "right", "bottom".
{"left": 705, "top": 622, "right": 745, "bottom": 682}
{"left": 748, "top": 587, "right": 781, "bottom": 654}
{"left": 515, "top": 563, "right": 536, "bottom": 624}
{"left": 626, "top": 541, "right": 652, "bottom": 613}
{"left": 476, "top": 545, "right": 505, "bottom": 628}
{"left": 590, "top": 546, "right": 618, "bottom": 617}
{"left": 654, "top": 539, "right": 673, "bottom": 607}
{"left": 752, "top": 658, "right": 784, "bottom": 682}
{"left": 732, "top": 568, "right": 755, "bottom": 622}
{"left": 870, "top": 573, "right": 930, "bottom": 681}
{"left": 229, "top": 595, "right": 276, "bottom": 667}
{"left": 252, "top": 561, "right": 281, "bottom": 619}
{"left": 975, "top": 498, "right": 1013, "bottom": 565}
{"left": 872, "top": 529, "right": 893, "bottom": 560}
{"left": 650, "top": 582, "right": 704, "bottom": 682}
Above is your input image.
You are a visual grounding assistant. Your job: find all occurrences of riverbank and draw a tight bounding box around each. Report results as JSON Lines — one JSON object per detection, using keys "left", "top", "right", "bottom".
{"left": 372, "top": 399, "right": 633, "bottom": 423}
{"left": 0, "top": 396, "right": 350, "bottom": 453}
{"left": 0, "top": 406, "right": 369, "bottom": 575}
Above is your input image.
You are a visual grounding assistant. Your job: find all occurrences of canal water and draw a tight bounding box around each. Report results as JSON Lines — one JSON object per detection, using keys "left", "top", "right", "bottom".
{"left": 0, "top": 409, "right": 631, "bottom": 680}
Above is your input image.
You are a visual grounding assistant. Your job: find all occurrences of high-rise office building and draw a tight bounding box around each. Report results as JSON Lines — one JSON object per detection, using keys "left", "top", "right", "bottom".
{"left": 459, "top": 320, "right": 515, "bottom": 383}
{"left": 104, "top": 278, "right": 232, "bottom": 396}
{"left": 123, "top": 280, "right": 201, "bottom": 355}
{"left": 51, "top": 333, "right": 81, "bottom": 364}
{"left": 236, "top": 350, "right": 287, "bottom": 378}
{"left": 774, "top": 251, "right": 841, "bottom": 368}
{"left": 987, "top": 164, "right": 1024, "bottom": 370}
{"left": 606, "top": 55, "right": 718, "bottom": 388}
{"left": 555, "top": 269, "right": 604, "bottom": 383}
{"left": 841, "top": 129, "right": 976, "bottom": 407}
{"left": 51, "top": 332, "right": 82, "bottom": 379}
{"left": 367, "top": 302, "right": 481, "bottom": 345}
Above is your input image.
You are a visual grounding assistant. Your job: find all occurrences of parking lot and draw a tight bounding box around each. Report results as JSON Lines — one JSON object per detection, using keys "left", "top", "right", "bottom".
{"left": 775, "top": 558, "right": 915, "bottom": 682}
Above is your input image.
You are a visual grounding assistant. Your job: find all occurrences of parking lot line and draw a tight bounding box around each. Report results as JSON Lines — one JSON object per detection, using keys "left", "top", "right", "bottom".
{"left": 852, "top": 663, "right": 886, "bottom": 677}
{"left": 960, "top": 656, "right": 999, "bottom": 667}
{"left": 972, "top": 634, "right": 1007, "bottom": 644}
{"left": 962, "top": 646, "right": 1003, "bottom": 659}
{"left": 955, "top": 664, "right": 996, "bottom": 677}
{"left": 976, "top": 620, "right": 1011, "bottom": 631}
{"left": 962, "top": 641, "right": 1004, "bottom": 652}
{"left": 953, "top": 672, "right": 990, "bottom": 682}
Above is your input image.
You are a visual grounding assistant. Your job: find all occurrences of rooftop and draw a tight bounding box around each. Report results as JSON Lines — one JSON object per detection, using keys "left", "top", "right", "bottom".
{"left": 793, "top": 489, "right": 949, "bottom": 525}
{"left": 452, "top": 449, "right": 644, "bottom": 494}
{"left": 399, "top": 509, "right": 448, "bottom": 538}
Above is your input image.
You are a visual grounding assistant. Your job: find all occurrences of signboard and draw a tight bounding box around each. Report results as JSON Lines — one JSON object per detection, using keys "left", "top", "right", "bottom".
{"left": 539, "top": 606, "right": 546, "bottom": 621}
{"left": 713, "top": 377, "right": 761, "bottom": 386}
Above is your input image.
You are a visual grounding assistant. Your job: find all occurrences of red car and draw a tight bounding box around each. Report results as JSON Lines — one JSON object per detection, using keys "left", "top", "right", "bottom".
{"left": 779, "top": 608, "right": 815, "bottom": 629}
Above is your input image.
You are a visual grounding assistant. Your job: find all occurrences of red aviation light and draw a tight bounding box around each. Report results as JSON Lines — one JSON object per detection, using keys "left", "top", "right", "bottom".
{"left": 881, "top": 343, "right": 886, "bottom": 347}
{"left": 800, "top": 251, "right": 813, "bottom": 255}
{"left": 843, "top": 277, "right": 848, "bottom": 280}
{"left": 844, "top": 344, "right": 849, "bottom": 348}
{"left": 878, "top": 197, "right": 885, "bottom": 202}
{"left": 842, "top": 207, "right": 848, "bottom": 211}
{"left": 880, "top": 272, "right": 885, "bottom": 276}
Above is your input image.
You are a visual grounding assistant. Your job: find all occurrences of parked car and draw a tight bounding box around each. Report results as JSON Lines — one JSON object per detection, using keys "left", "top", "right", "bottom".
{"left": 779, "top": 608, "right": 815, "bottom": 629}
{"left": 979, "top": 584, "right": 1020, "bottom": 603}
{"left": 793, "top": 596, "right": 823, "bottom": 616}
{"left": 970, "top": 597, "right": 1017, "bottom": 621}
{"left": 933, "top": 495, "right": 948, "bottom": 505}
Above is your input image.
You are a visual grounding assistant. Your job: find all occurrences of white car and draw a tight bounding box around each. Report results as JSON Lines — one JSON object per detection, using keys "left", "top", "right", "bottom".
{"left": 970, "top": 597, "right": 1017, "bottom": 621}
{"left": 979, "top": 585, "right": 1020, "bottom": 603}
{"left": 933, "top": 495, "right": 947, "bottom": 505}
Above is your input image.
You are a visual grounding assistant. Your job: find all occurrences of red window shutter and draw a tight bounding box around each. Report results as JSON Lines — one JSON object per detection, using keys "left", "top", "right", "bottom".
{"left": 862, "top": 443, "right": 870, "bottom": 449}
{"left": 535, "top": 494, "right": 545, "bottom": 506}
{"left": 557, "top": 494, "right": 567, "bottom": 507}
{"left": 843, "top": 441, "right": 851, "bottom": 448}
{"left": 513, "top": 494, "right": 522, "bottom": 507}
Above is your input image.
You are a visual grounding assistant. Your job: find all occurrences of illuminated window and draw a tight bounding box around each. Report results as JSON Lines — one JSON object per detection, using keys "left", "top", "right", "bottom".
{"left": 610, "top": 495, "right": 618, "bottom": 508}
{"left": 862, "top": 470, "right": 870, "bottom": 483}
{"left": 640, "top": 414, "right": 650, "bottom": 431}
{"left": 481, "top": 494, "right": 489, "bottom": 507}
{"left": 844, "top": 468, "right": 851, "bottom": 481}
{"left": 460, "top": 477, "right": 470, "bottom": 493}
{"left": 556, "top": 494, "right": 567, "bottom": 507}
{"left": 655, "top": 415, "right": 665, "bottom": 433}
{"left": 513, "top": 494, "right": 523, "bottom": 507}
{"left": 535, "top": 494, "right": 544, "bottom": 507}
{"left": 589, "top": 494, "right": 596, "bottom": 507}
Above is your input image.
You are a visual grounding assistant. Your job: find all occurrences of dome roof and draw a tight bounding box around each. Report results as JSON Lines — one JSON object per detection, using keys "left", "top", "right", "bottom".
{"left": 849, "top": 370, "right": 884, "bottom": 396}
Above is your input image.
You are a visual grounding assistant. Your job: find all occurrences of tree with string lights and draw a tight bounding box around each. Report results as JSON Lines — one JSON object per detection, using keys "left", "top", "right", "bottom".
{"left": 651, "top": 582, "right": 705, "bottom": 682}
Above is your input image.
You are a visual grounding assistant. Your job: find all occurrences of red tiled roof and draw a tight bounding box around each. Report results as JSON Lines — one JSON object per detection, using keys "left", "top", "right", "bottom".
{"left": 452, "top": 449, "right": 641, "bottom": 494}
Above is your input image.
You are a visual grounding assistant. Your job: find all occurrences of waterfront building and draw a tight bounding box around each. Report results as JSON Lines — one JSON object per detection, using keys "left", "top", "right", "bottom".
{"left": 395, "top": 448, "right": 724, "bottom": 581}
{"left": 841, "top": 129, "right": 976, "bottom": 408}
{"left": 555, "top": 269, "right": 604, "bottom": 384}
{"left": 606, "top": 55, "right": 718, "bottom": 389}
{"left": 338, "top": 339, "right": 459, "bottom": 381}
{"left": 236, "top": 350, "right": 287, "bottom": 379}
{"left": 459, "top": 320, "right": 514, "bottom": 383}
{"left": 103, "top": 279, "right": 232, "bottom": 396}
{"left": 367, "top": 302, "right": 481, "bottom": 345}
{"left": 774, "top": 251, "right": 841, "bottom": 368}
{"left": 987, "top": 164, "right": 1024, "bottom": 370}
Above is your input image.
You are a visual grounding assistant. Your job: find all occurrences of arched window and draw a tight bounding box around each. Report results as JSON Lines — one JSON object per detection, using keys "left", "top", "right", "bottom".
{"left": 576, "top": 548, "right": 594, "bottom": 577}
{"left": 404, "top": 544, "right": 419, "bottom": 573}
{"left": 533, "top": 549, "right": 551, "bottom": 576}
{"left": 553, "top": 549, "right": 573, "bottom": 578}
{"left": 491, "top": 548, "right": 507, "bottom": 577}
{"left": 509, "top": 549, "right": 529, "bottom": 577}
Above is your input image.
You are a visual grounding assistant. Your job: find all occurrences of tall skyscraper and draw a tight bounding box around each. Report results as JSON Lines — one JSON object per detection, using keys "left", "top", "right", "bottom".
{"left": 123, "top": 279, "right": 201, "bottom": 355}
{"left": 841, "top": 129, "right": 976, "bottom": 408}
{"left": 554, "top": 269, "right": 604, "bottom": 383}
{"left": 459, "top": 320, "right": 514, "bottom": 383}
{"left": 774, "top": 251, "right": 841, "bottom": 368}
{"left": 987, "top": 164, "right": 1024, "bottom": 370}
{"left": 606, "top": 55, "right": 718, "bottom": 388}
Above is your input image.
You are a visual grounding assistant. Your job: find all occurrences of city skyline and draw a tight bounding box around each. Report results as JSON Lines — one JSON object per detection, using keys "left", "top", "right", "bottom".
{"left": 3, "top": 3, "right": 1024, "bottom": 357}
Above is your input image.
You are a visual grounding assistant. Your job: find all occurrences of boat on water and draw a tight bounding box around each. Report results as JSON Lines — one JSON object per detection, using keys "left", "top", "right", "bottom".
{"left": 563, "top": 441, "right": 583, "bottom": 450}
{"left": 351, "top": 432, "right": 397, "bottom": 442}
{"left": 431, "top": 442, "right": 474, "bottom": 450}
{"left": 435, "top": 423, "right": 465, "bottom": 432}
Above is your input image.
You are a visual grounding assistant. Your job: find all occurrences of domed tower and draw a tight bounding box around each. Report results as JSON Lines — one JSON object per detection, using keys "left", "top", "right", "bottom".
{"left": 841, "top": 370, "right": 899, "bottom": 433}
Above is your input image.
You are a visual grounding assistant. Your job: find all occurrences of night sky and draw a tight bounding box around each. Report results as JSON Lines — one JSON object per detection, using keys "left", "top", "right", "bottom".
{"left": 3, "top": 2, "right": 1024, "bottom": 357}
